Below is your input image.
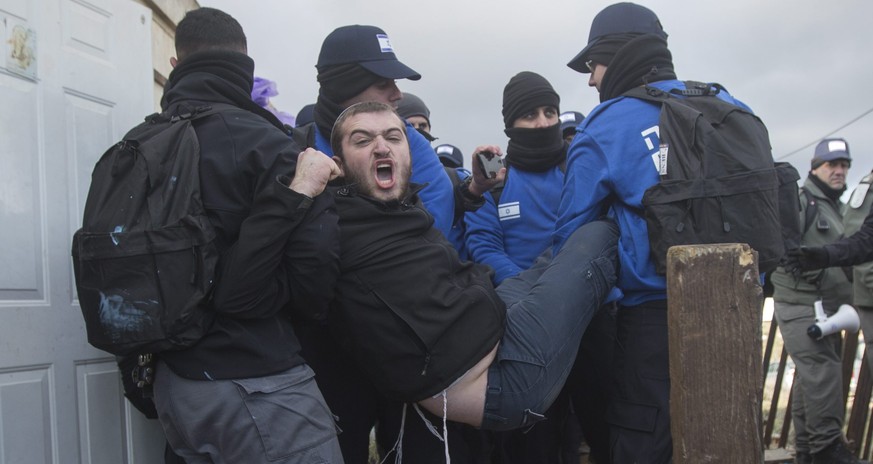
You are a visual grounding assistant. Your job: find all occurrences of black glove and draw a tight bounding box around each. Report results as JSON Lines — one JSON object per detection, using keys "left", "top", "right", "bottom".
{"left": 786, "top": 246, "right": 830, "bottom": 272}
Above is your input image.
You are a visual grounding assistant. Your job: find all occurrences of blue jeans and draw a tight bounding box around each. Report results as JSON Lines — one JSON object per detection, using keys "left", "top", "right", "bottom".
{"left": 481, "top": 220, "right": 619, "bottom": 431}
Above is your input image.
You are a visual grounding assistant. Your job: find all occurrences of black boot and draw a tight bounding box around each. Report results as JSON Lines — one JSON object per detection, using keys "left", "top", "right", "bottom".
{"left": 812, "top": 440, "right": 859, "bottom": 464}
{"left": 795, "top": 450, "right": 812, "bottom": 464}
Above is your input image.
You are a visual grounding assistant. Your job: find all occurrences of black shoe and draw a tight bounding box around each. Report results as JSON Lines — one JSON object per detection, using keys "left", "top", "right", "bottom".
{"left": 812, "top": 440, "right": 859, "bottom": 464}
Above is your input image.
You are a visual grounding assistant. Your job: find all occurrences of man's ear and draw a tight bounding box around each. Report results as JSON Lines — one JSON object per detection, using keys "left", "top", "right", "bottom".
{"left": 332, "top": 155, "right": 345, "bottom": 177}
{"left": 170, "top": 56, "right": 178, "bottom": 68}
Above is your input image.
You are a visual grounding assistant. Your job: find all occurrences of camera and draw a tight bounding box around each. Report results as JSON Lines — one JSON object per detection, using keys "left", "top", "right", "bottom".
{"left": 476, "top": 151, "right": 505, "bottom": 179}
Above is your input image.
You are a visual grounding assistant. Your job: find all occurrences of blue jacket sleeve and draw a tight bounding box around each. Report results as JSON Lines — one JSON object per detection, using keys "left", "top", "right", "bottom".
{"left": 465, "top": 192, "right": 522, "bottom": 285}
{"left": 553, "top": 132, "right": 615, "bottom": 253}
{"left": 407, "top": 125, "right": 456, "bottom": 240}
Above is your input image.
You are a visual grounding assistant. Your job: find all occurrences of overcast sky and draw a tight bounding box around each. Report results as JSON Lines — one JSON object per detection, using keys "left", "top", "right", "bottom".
{"left": 200, "top": 0, "right": 873, "bottom": 190}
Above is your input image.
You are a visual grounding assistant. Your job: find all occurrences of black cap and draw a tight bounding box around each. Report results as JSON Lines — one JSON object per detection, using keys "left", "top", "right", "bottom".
{"left": 435, "top": 144, "right": 464, "bottom": 169}
{"left": 567, "top": 3, "right": 667, "bottom": 73}
{"left": 559, "top": 111, "right": 585, "bottom": 137}
{"left": 317, "top": 25, "right": 421, "bottom": 80}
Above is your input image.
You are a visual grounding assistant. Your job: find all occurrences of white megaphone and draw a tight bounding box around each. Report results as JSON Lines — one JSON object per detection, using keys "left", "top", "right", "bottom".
{"left": 807, "top": 300, "right": 860, "bottom": 340}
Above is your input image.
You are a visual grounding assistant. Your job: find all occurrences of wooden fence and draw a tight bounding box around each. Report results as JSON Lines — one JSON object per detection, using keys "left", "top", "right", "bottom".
{"left": 762, "top": 311, "right": 873, "bottom": 459}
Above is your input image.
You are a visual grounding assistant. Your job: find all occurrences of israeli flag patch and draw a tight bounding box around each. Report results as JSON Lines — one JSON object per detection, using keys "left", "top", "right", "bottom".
{"left": 498, "top": 202, "right": 521, "bottom": 221}
{"left": 377, "top": 34, "right": 393, "bottom": 53}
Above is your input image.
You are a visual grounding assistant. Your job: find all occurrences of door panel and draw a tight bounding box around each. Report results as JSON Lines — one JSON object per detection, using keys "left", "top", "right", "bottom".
{"left": 0, "top": 0, "right": 162, "bottom": 462}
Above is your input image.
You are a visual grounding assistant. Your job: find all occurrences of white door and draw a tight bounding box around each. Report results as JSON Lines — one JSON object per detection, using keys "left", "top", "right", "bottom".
{"left": 0, "top": 0, "right": 165, "bottom": 462}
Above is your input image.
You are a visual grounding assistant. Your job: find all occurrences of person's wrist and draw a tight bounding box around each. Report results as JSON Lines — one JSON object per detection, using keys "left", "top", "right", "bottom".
{"left": 288, "top": 177, "right": 319, "bottom": 198}
{"left": 459, "top": 176, "right": 481, "bottom": 200}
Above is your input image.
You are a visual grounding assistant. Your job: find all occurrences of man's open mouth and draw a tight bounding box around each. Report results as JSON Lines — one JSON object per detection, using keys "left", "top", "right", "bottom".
{"left": 375, "top": 160, "right": 395, "bottom": 189}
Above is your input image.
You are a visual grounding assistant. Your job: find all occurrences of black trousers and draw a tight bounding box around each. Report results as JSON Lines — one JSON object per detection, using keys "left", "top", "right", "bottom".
{"left": 296, "top": 323, "right": 489, "bottom": 464}
{"left": 606, "top": 300, "right": 672, "bottom": 464}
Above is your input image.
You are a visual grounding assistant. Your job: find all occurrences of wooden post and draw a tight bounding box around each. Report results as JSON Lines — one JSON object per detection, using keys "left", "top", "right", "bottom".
{"left": 667, "top": 243, "right": 764, "bottom": 463}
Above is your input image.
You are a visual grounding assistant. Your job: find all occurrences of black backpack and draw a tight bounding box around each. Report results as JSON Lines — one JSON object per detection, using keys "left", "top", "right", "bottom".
{"left": 624, "top": 82, "right": 785, "bottom": 274}
{"left": 71, "top": 105, "right": 228, "bottom": 356}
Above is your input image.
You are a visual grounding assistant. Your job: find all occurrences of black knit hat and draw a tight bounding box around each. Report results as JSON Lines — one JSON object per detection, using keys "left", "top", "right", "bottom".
{"left": 397, "top": 93, "right": 430, "bottom": 125}
{"left": 502, "top": 71, "right": 560, "bottom": 128}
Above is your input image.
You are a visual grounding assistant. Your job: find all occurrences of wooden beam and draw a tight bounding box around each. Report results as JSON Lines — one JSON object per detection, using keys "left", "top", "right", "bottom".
{"left": 667, "top": 243, "right": 764, "bottom": 463}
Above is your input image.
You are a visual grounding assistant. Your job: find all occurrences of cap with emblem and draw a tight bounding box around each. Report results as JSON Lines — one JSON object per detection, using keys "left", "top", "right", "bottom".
{"left": 811, "top": 138, "right": 851, "bottom": 169}
{"left": 559, "top": 111, "right": 585, "bottom": 138}
{"left": 435, "top": 144, "right": 463, "bottom": 169}
{"left": 316, "top": 25, "right": 420, "bottom": 80}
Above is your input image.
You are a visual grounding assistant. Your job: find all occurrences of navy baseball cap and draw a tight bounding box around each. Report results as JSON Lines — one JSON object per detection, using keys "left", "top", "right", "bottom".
{"left": 317, "top": 25, "right": 421, "bottom": 80}
{"left": 559, "top": 111, "right": 585, "bottom": 137}
{"left": 435, "top": 144, "right": 464, "bottom": 169}
{"left": 295, "top": 103, "right": 315, "bottom": 128}
{"left": 811, "top": 138, "right": 851, "bottom": 169}
{"left": 567, "top": 3, "right": 667, "bottom": 73}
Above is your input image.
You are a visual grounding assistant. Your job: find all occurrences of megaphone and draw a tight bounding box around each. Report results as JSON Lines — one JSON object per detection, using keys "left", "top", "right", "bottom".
{"left": 807, "top": 300, "right": 860, "bottom": 340}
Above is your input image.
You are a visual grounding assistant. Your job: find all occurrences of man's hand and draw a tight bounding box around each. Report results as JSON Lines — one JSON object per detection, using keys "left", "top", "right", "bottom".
{"left": 784, "top": 246, "right": 830, "bottom": 274}
{"left": 288, "top": 148, "right": 341, "bottom": 198}
{"left": 469, "top": 144, "right": 506, "bottom": 197}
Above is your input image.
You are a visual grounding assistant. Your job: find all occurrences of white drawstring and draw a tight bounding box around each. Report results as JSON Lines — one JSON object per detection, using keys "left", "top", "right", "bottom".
{"left": 379, "top": 403, "right": 406, "bottom": 464}
{"left": 412, "top": 390, "right": 451, "bottom": 463}
{"left": 383, "top": 391, "right": 451, "bottom": 464}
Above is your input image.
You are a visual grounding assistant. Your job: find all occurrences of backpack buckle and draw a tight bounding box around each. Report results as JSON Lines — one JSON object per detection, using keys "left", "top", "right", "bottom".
{"left": 132, "top": 353, "right": 155, "bottom": 388}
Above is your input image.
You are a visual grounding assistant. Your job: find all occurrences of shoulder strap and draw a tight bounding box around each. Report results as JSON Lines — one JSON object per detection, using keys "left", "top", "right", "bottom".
{"left": 443, "top": 166, "right": 461, "bottom": 189}
{"left": 291, "top": 122, "right": 317, "bottom": 149}
{"left": 799, "top": 187, "right": 818, "bottom": 234}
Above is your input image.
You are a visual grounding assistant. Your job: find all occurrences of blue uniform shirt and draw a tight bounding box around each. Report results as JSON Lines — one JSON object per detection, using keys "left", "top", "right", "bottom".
{"left": 554, "top": 79, "right": 751, "bottom": 306}
{"left": 466, "top": 166, "right": 564, "bottom": 284}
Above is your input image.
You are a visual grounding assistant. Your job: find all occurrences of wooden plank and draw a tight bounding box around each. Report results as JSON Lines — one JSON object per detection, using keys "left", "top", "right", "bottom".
{"left": 848, "top": 349, "right": 872, "bottom": 456}
{"left": 667, "top": 243, "right": 764, "bottom": 463}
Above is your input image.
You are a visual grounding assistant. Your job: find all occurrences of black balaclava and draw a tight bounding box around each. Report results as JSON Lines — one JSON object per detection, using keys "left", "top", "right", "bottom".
{"left": 596, "top": 33, "right": 676, "bottom": 102}
{"left": 313, "top": 64, "right": 383, "bottom": 140}
{"left": 501, "top": 72, "right": 566, "bottom": 172}
{"left": 161, "top": 50, "right": 286, "bottom": 132}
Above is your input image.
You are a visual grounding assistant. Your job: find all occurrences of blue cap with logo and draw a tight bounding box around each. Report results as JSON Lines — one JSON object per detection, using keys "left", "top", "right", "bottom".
{"left": 317, "top": 25, "right": 421, "bottom": 80}
{"left": 559, "top": 111, "right": 585, "bottom": 137}
{"left": 435, "top": 144, "right": 464, "bottom": 169}
{"left": 811, "top": 138, "right": 851, "bottom": 169}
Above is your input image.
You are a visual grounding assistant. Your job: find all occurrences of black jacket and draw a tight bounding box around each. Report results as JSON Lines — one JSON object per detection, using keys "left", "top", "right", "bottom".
{"left": 329, "top": 184, "right": 506, "bottom": 402}
{"left": 824, "top": 201, "right": 873, "bottom": 267}
{"left": 159, "top": 51, "right": 339, "bottom": 380}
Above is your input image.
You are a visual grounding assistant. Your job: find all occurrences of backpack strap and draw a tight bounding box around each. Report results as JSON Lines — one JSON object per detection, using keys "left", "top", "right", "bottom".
{"left": 669, "top": 81, "right": 722, "bottom": 97}
{"left": 623, "top": 81, "right": 723, "bottom": 102}
{"left": 444, "top": 166, "right": 461, "bottom": 189}
{"left": 799, "top": 187, "right": 819, "bottom": 235}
